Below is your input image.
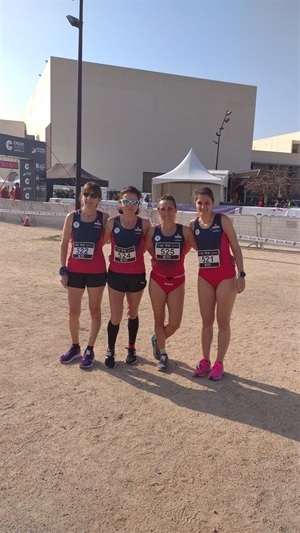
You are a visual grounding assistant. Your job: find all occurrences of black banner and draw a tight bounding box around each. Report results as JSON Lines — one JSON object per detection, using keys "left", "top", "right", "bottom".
{"left": 0, "top": 133, "right": 47, "bottom": 201}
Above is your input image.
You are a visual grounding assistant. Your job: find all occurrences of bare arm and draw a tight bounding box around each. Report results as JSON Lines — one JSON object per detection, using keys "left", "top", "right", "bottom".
{"left": 59, "top": 212, "right": 74, "bottom": 288}
{"left": 221, "top": 215, "right": 244, "bottom": 273}
{"left": 102, "top": 217, "right": 114, "bottom": 245}
{"left": 144, "top": 226, "right": 155, "bottom": 254}
{"left": 183, "top": 224, "right": 197, "bottom": 252}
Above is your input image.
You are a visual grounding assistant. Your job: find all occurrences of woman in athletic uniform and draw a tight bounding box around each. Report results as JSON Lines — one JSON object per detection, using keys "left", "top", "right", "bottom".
{"left": 189, "top": 187, "right": 246, "bottom": 380}
{"left": 145, "top": 194, "right": 196, "bottom": 372}
{"left": 59, "top": 182, "right": 108, "bottom": 369}
{"left": 103, "top": 185, "right": 151, "bottom": 368}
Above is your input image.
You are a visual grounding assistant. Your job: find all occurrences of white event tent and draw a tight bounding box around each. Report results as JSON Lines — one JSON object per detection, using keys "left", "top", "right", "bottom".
{"left": 151, "top": 149, "right": 228, "bottom": 205}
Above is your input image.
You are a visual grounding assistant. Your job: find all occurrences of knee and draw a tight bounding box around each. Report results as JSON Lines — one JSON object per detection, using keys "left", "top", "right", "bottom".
{"left": 202, "top": 317, "right": 214, "bottom": 329}
{"left": 68, "top": 306, "right": 80, "bottom": 319}
{"left": 89, "top": 306, "right": 101, "bottom": 320}
{"left": 217, "top": 319, "right": 230, "bottom": 331}
{"left": 168, "top": 320, "right": 181, "bottom": 336}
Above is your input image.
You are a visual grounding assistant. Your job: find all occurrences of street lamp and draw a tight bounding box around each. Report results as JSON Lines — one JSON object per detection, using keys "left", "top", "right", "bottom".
{"left": 67, "top": 0, "right": 83, "bottom": 210}
{"left": 213, "top": 110, "right": 232, "bottom": 170}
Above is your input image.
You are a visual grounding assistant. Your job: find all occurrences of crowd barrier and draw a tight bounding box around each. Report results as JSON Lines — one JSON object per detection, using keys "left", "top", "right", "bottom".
{"left": 1, "top": 198, "right": 299, "bottom": 248}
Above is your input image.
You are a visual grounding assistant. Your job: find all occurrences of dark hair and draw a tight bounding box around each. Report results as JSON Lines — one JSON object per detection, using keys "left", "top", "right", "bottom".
{"left": 82, "top": 181, "right": 102, "bottom": 199}
{"left": 118, "top": 185, "right": 142, "bottom": 201}
{"left": 118, "top": 185, "right": 142, "bottom": 214}
{"left": 193, "top": 186, "right": 214, "bottom": 202}
{"left": 158, "top": 194, "right": 177, "bottom": 209}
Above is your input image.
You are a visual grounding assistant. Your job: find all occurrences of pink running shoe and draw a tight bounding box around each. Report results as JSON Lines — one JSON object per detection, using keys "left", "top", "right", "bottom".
{"left": 193, "top": 359, "right": 211, "bottom": 377}
{"left": 208, "top": 362, "right": 224, "bottom": 380}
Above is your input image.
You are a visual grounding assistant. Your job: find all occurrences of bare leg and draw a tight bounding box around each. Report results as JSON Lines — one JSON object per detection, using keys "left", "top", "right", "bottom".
{"left": 197, "top": 277, "right": 216, "bottom": 360}
{"left": 86, "top": 286, "right": 106, "bottom": 346}
{"left": 67, "top": 287, "right": 85, "bottom": 344}
{"left": 216, "top": 277, "right": 237, "bottom": 362}
{"left": 149, "top": 278, "right": 167, "bottom": 349}
{"left": 149, "top": 279, "right": 185, "bottom": 350}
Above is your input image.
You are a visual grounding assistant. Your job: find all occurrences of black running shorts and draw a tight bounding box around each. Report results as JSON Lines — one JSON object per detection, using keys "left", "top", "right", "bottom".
{"left": 67, "top": 272, "right": 107, "bottom": 288}
{"left": 107, "top": 270, "right": 147, "bottom": 293}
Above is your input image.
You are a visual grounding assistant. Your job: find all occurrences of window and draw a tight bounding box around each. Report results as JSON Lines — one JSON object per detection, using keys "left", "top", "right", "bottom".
{"left": 292, "top": 142, "right": 300, "bottom": 154}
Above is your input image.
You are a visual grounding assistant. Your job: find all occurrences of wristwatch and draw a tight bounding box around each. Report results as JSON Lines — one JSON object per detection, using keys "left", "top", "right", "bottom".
{"left": 238, "top": 271, "right": 246, "bottom": 278}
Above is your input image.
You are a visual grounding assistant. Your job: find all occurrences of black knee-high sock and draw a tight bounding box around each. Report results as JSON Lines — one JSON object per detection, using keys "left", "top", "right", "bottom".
{"left": 128, "top": 316, "right": 139, "bottom": 346}
{"left": 107, "top": 320, "right": 120, "bottom": 352}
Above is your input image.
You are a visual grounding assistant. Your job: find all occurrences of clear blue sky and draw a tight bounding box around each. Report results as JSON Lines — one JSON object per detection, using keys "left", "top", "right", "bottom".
{"left": 1, "top": 0, "right": 299, "bottom": 139}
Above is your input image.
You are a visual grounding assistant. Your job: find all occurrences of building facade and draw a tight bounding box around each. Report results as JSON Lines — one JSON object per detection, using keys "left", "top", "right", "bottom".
{"left": 19, "top": 57, "right": 256, "bottom": 192}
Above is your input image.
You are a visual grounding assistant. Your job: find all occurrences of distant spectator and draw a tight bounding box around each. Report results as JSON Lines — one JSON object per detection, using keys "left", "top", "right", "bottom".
{"left": 258, "top": 198, "right": 264, "bottom": 207}
{"left": 0, "top": 185, "right": 10, "bottom": 198}
{"left": 12, "top": 182, "right": 23, "bottom": 200}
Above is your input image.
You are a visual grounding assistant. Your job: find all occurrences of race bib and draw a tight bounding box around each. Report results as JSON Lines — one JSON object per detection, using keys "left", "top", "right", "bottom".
{"left": 73, "top": 242, "right": 95, "bottom": 260}
{"left": 155, "top": 242, "right": 180, "bottom": 260}
{"left": 198, "top": 249, "right": 220, "bottom": 268}
{"left": 114, "top": 245, "right": 136, "bottom": 262}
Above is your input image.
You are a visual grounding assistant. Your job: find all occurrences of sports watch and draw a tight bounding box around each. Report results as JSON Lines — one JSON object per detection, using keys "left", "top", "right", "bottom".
{"left": 238, "top": 271, "right": 246, "bottom": 278}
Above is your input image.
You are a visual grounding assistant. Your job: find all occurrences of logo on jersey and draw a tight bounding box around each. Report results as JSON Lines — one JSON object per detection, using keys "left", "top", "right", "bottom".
{"left": 155, "top": 235, "right": 161, "bottom": 241}
{"left": 114, "top": 227, "right": 120, "bottom": 234}
{"left": 195, "top": 229, "right": 200, "bottom": 236}
{"left": 174, "top": 234, "right": 182, "bottom": 240}
{"left": 73, "top": 221, "right": 80, "bottom": 229}
{"left": 212, "top": 224, "right": 221, "bottom": 232}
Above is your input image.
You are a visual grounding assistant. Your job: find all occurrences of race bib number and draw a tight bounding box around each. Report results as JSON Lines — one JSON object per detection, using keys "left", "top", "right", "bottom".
{"left": 114, "top": 245, "right": 136, "bottom": 262}
{"left": 73, "top": 242, "right": 95, "bottom": 260}
{"left": 198, "top": 249, "right": 220, "bottom": 268}
{"left": 155, "top": 242, "right": 180, "bottom": 260}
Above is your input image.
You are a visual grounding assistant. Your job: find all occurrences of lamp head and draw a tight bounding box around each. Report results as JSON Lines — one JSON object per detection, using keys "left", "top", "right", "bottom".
{"left": 66, "top": 14, "right": 80, "bottom": 28}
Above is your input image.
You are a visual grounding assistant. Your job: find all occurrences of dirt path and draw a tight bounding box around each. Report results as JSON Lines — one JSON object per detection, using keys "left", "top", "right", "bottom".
{"left": 0, "top": 222, "right": 299, "bottom": 533}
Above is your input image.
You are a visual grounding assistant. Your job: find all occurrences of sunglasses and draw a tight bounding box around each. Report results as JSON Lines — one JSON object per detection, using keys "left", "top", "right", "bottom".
{"left": 121, "top": 199, "right": 140, "bottom": 206}
{"left": 83, "top": 192, "right": 99, "bottom": 199}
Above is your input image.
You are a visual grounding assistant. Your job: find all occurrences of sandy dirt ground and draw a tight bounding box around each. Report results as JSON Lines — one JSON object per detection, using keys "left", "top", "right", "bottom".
{"left": 0, "top": 221, "right": 299, "bottom": 533}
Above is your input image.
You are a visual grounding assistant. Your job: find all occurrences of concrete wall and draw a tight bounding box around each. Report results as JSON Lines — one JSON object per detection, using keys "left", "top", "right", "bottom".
{"left": 23, "top": 57, "right": 257, "bottom": 191}
{"left": 252, "top": 132, "right": 300, "bottom": 153}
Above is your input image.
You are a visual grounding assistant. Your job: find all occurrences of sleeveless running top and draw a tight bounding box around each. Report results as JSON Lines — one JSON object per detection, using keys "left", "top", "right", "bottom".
{"left": 151, "top": 223, "right": 186, "bottom": 277}
{"left": 109, "top": 215, "right": 146, "bottom": 274}
{"left": 67, "top": 210, "right": 106, "bottom": 274}
{"left": 194, "top": 213, "right": 235, "bottom": 275}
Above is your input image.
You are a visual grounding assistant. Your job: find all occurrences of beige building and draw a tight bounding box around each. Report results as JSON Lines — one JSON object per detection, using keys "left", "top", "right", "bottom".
{"left": 251, "top": 132, "right": 300, "bottom": 199}
{"left": 18, "top": 56, "right": 257, "bottom": 192}
{"left": 2, "top": 57, "right": 299, "bottom": 199}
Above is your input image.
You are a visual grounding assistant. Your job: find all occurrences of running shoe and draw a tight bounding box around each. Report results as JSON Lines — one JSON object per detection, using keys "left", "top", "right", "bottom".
{"left": 105, "top": 350, "right": 116, "bottom": 369}
{"left": 193, "top": 358, "right": 211, "bottom": 377}
{"left": 79, "top": 348, "right": 94, "bottom": 369}
{"left": 126, "top": 347, "right": 137, "bottom": 365}
{"left": 208, "top": 361, "right": 224, "bottom": 380}
{"left": 59, "top": 345, "right": 81, "bottom": 364}
{"left": 150, "top": 334, "right": 160, "bottom": 360}
{"left": 157, "top": 353, "right": 168, "bottom": 372}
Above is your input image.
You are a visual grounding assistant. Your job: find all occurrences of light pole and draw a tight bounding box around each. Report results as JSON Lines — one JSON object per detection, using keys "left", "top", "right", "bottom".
{"left": 67, "top": 0, "right": 83, "bottom": 210}
{"left": 213, "top": 110, "right": 232, "bottom": 170}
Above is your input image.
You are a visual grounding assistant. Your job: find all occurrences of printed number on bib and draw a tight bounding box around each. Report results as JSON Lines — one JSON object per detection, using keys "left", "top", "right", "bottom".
{"left": 198, "top": 249, "right": 220, "bottom": 268}
{"left": 155, "top": 242, "right": 180, "bottom": 260}
{"left": 114, "top": 245, "right": 136, "bottom": 262}
{"left": 73, "top": 242, "right": 95, "bottom": 260}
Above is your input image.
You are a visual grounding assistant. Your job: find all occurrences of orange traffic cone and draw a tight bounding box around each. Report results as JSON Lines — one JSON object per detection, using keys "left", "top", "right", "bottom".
{"left": 23, "top": 214, "right": 30, "bottom": 227}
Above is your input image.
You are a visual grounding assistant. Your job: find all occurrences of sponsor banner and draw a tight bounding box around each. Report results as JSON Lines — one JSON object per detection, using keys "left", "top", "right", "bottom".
{"left": 0, "top": 133, "right": 46, "bottom": 161}
{"left": 20, "top": 160, "right": 35, "bottom": 201}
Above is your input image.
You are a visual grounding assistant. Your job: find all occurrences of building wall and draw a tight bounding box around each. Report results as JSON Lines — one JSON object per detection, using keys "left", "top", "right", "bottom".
{"left": 252, "top": 132, "right": 300, "bottom": 153}
{"left": 0, "top": 119, "right": 25, "bottom": 138}
{"left": 23, "top": 57, "right": 257, "bottom": 191}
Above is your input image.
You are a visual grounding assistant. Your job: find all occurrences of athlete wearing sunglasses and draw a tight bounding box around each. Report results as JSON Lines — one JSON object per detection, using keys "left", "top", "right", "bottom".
{"left": 59, "top": 182, "right": 109, "bottom": 370}
{"left": 102, "top": 185, "right": 151, "bottom": 368}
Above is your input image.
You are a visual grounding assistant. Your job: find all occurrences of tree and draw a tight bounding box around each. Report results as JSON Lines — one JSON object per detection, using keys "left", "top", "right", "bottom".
{"left": 243, "top": 166, "right": 295, "bottom": 205}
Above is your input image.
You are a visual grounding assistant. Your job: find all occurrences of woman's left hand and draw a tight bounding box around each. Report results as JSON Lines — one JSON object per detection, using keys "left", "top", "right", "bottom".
{"left": 236, "top": 277, "right": 245, "bottom": 294}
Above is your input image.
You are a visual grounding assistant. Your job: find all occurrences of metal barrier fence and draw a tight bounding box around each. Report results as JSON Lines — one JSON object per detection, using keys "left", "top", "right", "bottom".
{"left": 1, "top": 198, "right": 299, "bottom": 248}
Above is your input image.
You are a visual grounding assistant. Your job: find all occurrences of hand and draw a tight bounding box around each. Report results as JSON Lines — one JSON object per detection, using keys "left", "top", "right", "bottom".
{"left": 60, "top": 275, "right": 68, "bottom": 289}
{"left": 236, "top": 277, "right": 245, "bottom": 294}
